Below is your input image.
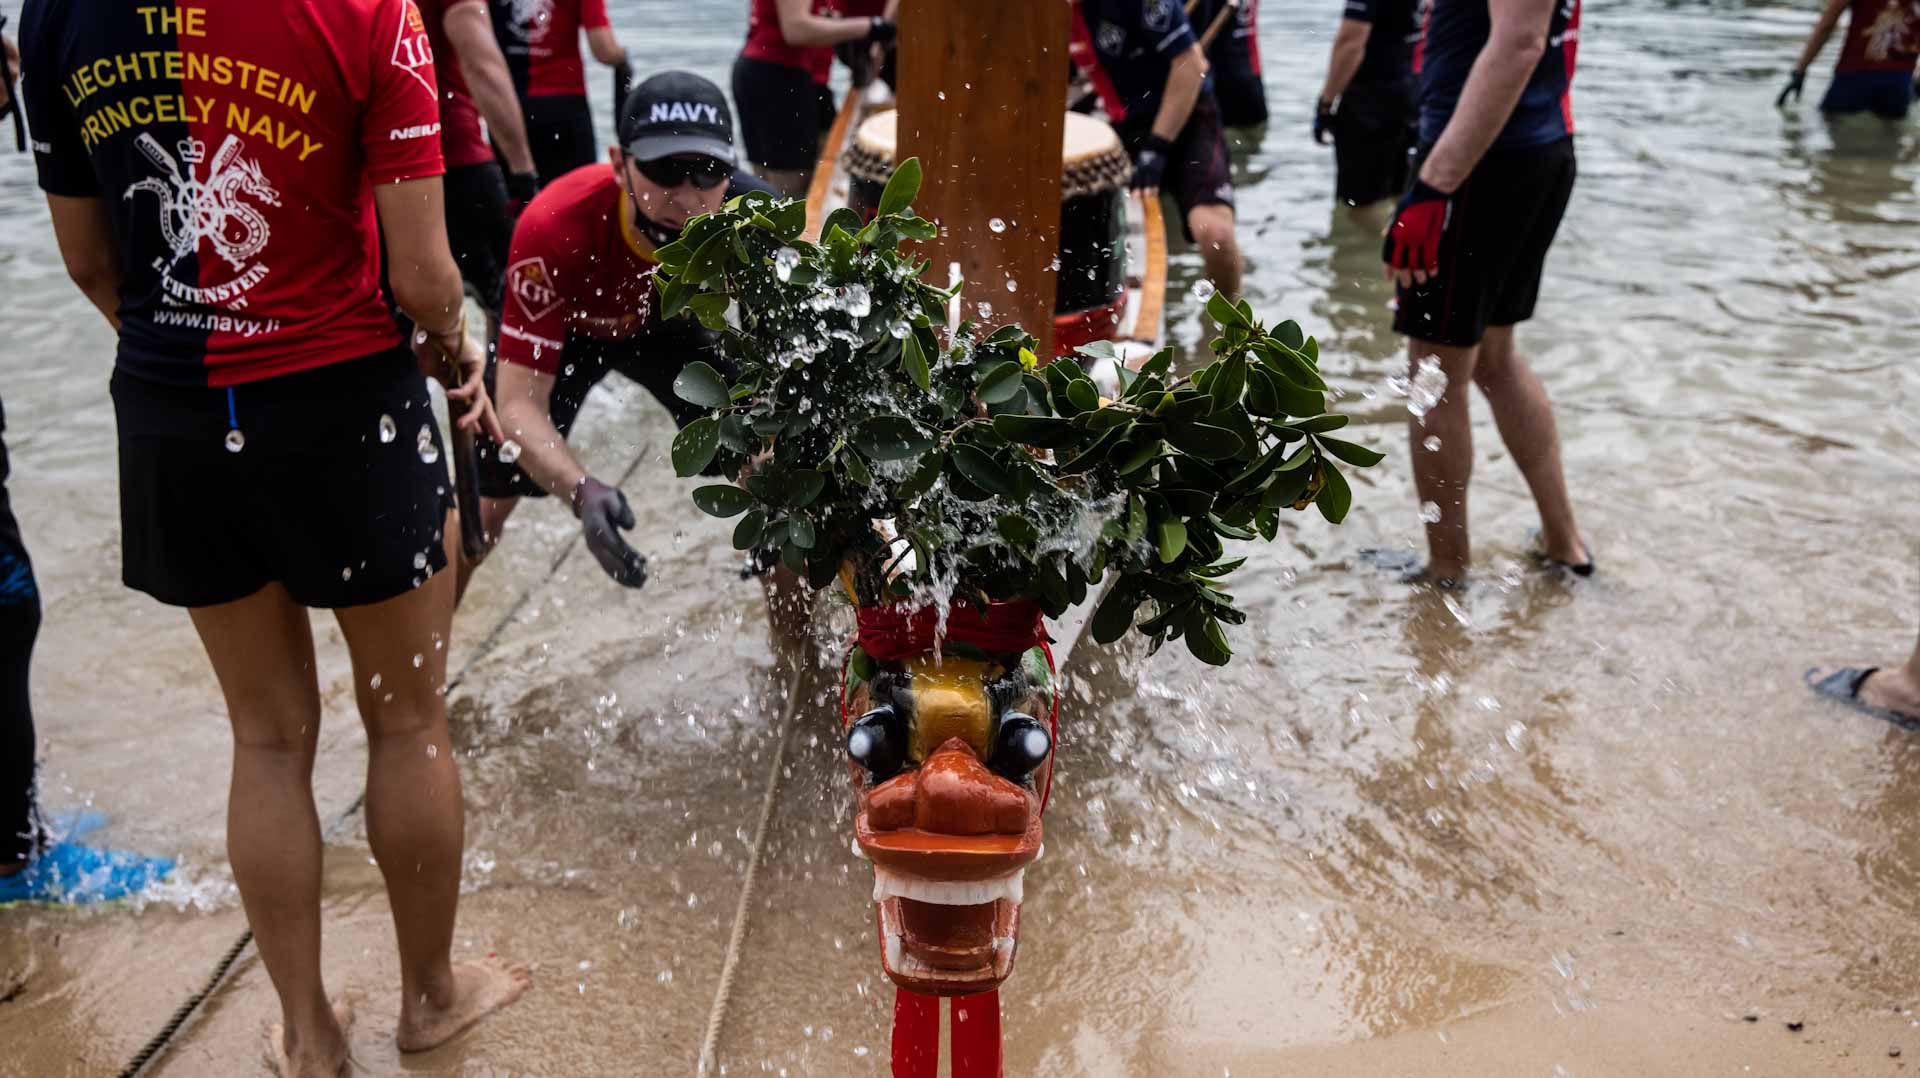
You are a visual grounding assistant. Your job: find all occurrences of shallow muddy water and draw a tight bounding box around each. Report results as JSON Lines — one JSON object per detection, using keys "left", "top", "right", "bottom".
{"left": 2, "top": 0, "right": 1919, "bottom": 1074}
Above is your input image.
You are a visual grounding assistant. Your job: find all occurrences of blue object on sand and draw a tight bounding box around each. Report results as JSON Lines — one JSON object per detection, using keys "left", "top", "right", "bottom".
{"left": 1805, "top": 666, "right": 1920, "bottom": 730}
{"left": 0, "top": 839, "right": 175, "bottom": 906}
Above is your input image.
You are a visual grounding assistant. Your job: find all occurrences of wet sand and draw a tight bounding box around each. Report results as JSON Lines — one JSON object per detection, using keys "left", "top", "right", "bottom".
{"left": 4, "top": 0, "right": 1920, "bottom": 1073}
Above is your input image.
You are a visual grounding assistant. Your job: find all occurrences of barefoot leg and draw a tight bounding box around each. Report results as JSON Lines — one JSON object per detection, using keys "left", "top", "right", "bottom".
{"left": 396, "top": 955, "right": 532, "bottom": 1053}
{"left": 332, "top": 521, "right": 469, "bottom": 1027}
{"left": 1408, "top": 338, "right": 1479, "bottom": 582}
{"left": 188, "top": 585, "right": 343, "bottom": 1073}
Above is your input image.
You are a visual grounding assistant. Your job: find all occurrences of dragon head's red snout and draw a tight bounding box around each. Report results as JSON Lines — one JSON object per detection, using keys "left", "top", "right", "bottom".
{"left": 845, "top": 653, "right": 1053, "bottom": 997}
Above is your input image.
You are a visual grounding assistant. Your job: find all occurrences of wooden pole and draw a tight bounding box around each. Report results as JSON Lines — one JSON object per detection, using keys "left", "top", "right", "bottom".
{"left": 895, "top": 0, "right": 1071, "bottom": 358}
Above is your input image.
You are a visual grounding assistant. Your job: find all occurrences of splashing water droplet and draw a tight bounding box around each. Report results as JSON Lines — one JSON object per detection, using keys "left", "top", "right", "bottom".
{"left": 341, "top": 567, "right": 353, "bottom": 582}
{"left": 1389, "top": 355, "right": 1450, "bottom": 422}
{"left": 1423, "top": 435, "right": 1442, "bottom": 452}
{"left": 224, "top": 430, "right": 245, "bottom": 453}
{"left": 936, "top": 91, "right": 946, "bottom": 100}
{"left": 1420, "top": 501, "right": 1443, "bottom": 524}
{"left": 413, "top": 551, "right": 428, "bottom": 570}
{"left": 889, "top": 320, "right": 911, "bottom": 339}
{"left": 773, "top": 246, "right": 801, "bottom": 282}
{"left": 1004, "top": 278, "right": 1018, "bottom": 293}
{"left": 370, "top": 673, "right": 382, "bottom": 690}
{"left": 416, "top": 426, "right": 440, "bottom": 464}
{"left": 498, "top": 439, "right": 522, "bottom": 464}
{"left": 842, "top": 283, "right": 872, "bottom": 318}
{"left": 426, "top": 743, "right": 438, "bottom": 759}
{"left": 975, "top": 301, "right": 994, "bottom": 320}
{"left": 411, "top": 653, "right": 424, "bottom": 668}
{"left": 988, "top": 217, "right": 1007, "bottom": 234}
{"left": 1191, "top": 278, "right": 1217, "bottom": 302}
{"left": 378, "top": 415, "right": 397, "bottom": 443}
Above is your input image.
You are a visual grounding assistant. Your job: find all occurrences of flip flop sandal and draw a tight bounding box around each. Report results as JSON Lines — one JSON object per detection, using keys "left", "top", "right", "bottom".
{"left": 1804, "top": 666, "right": 1920, "bottom": 730}
{"left": 1525, "top": 529, "right": 1595, "bottom": 577}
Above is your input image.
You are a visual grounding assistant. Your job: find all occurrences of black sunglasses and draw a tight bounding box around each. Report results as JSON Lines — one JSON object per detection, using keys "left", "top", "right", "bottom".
{"left": 634, "top": 154, "right": 730, "bottom": 191}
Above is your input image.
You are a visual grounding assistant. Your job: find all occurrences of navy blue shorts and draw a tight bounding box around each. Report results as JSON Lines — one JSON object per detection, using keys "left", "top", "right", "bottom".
{"left": 1820, "top": 69, "right": 1915, "bottom": 119}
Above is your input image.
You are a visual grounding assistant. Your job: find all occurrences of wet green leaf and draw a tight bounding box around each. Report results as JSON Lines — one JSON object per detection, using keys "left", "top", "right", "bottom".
{"left": 1314, "top": 463, "right": 1353, "bottom": 524}
{"left": 1184, "top": 614, "right": 1232, "bottom": 666}
{"left": 952, "top": 445, "right": 1017, "bottom": 497}
{"left": 671, "top": 416, "right": 721, "bottom": 476}
{"left": 879, "top": 156, "right": 923, "bottom": 217}
{"left": 1205, "top": 289, "right": 1250, "bottom": 328}
{"left": 895, "top": 450, "right": 943, "bottom": 500}
{"left": 976, "top": 361, "right": 1024, "bottom": 404}
{"left": 1275, "top": 320, "right": 1306, "bottom": 350}
{"left": 1157, "top": 519, "right": 1188, "bottom": 563}
{"left": 854, "top": 416, "right": 931, "bottom": 461}
{"left": 732, "top": 509, "right": 766, "bottom": 550}
{"left": 1209, "top": 356, "right": 1248, "bottom": 412}
{"left": 997, "top": 514, "right": 1039, "bottom": 547}
{"left": 673, "top": 361, "right": 732, "bottom": 408}
{"left": 992, "top": 413, "right": 1078, "bottom": 447}
{"left": 902, "top": 331, "right": 931, "bottom": 391}
{"left": 842, "top": 449, "right": 874, "bottom": 487}
{"left": 1291, "top": 414, "right": 1350, "bottom": 434}
{"left": 785, "top": 470, "right": 827, "bottom": 507}
{"left": 791, "top": 512, "right": 818, "bottom": 549}
{"left": 1316, "top": 435, "right": 1385, "bottom": 467}
{"left": 1165, "top": 422, "right": 1245, "bottom": 461}
{"left": 692, "top": 484, "right": 754, "bottom": 518}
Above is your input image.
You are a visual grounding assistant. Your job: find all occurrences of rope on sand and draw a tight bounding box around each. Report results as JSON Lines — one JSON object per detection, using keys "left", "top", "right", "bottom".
{"left": 117, "top": 447, "right": 651, "bottom": 1077}
{"left": 694, "top": 665, "right": 804, "bottom": 1076}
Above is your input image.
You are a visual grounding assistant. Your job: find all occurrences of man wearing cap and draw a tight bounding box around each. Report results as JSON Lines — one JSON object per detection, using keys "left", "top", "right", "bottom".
{"left": 459, "top": 72, "right": 774, "bottom": 599}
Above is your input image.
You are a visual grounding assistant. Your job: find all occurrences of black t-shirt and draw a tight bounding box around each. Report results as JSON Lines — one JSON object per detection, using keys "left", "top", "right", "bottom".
{"left": 1345, "top": 0, "right": 1422, "bottom": 86}
{"left": 1070, "top": 0, "right": 1206, "bottom": 127}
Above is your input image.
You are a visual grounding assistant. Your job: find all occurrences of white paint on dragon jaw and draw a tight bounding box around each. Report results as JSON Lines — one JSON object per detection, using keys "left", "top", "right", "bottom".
{"left": 871, "top": 865, "right": 1025, "bottom": 906}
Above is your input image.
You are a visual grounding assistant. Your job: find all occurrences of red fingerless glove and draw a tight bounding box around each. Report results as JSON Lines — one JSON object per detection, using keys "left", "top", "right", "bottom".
{"left": 1382, "top": 180, "right": 1452, "bottom": 275}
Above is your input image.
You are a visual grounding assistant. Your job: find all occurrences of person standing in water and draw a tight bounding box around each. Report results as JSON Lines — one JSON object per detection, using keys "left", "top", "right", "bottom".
{"left": 1202, "top": 0, "right": 1269, "bottom": 130}
{"left": 1810, "top": 632, "right": 1920, "bottom": 726}
{"left": 1071, "top": 0, "right": 1245, "bottom": 298}
{"left": 1314, "top": 0, "right": 1422, "bottom": 209}
{"left": 1778, "top": 0, "right": 1918, "bottom": 119}
{"left": 731, "top": 0, "right": 897, "bottom": 196}
{"left": 19, "top": 1, "right": 527, "bottom": 1073}
{"left": 489, "top": 0, "right": 633, "bottom": 184}
{"left": 1380, "top": 0, "right": 1591, "bottom": 587}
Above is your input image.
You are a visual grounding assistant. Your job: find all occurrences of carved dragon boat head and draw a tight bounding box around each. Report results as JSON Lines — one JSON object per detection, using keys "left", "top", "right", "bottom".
{"left": 842, "top": 599, "right": 1057, "bottom": 997}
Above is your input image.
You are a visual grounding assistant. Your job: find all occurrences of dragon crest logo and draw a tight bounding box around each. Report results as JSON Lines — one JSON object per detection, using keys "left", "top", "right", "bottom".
{"left": 126, "top": 134, "right": 281, "bottom": 303}
{"left": 505, "top": 0, "right": 554, "bottom": 43}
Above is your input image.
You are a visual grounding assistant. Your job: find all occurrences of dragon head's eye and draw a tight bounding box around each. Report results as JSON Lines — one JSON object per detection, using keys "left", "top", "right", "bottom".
{"left": 848, "top": 705, "right": 908, "bottom": 783}
{"left": 988, "top": 712, "right": 1050, "bottom": 783}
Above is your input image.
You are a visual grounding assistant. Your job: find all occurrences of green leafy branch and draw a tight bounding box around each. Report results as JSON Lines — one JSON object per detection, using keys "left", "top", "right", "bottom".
{"left": 651, "top": 160, "right": 1382, "bottom": 666}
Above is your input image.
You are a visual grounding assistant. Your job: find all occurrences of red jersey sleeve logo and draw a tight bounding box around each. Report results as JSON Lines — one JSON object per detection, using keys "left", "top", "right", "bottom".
{"left": 508, "top": 256, "right": 565, "bottom": 323}
{"left": 393, "top": 1, "right": 438, "bottom": 97}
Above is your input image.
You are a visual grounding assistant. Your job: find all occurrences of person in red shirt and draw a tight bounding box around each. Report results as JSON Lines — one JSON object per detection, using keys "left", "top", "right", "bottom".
{"left": 732, "top": 0, "right": 897, "bottom": 196}
{"left": 490, "top": 0, "right": 630, "bottom": 184}
{"left": 19, "top": 0, "right": 524, "bottom": 1070}
{"left": 417, "top": 0, "right": 539, "bottom": 321}
{"left": 1779, "top": 0, "right": 1919, "bottom": 118}
{"left": 460, "top": 71, "right": 779, "bottom": 598}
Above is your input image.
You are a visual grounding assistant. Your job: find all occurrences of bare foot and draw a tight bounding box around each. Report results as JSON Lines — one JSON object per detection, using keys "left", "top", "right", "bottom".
{"left": 396, "top": 956, "right": 531, "bottom": 1053}
{"left": 264, "top": 996, "right": 354, "bottom": 1077}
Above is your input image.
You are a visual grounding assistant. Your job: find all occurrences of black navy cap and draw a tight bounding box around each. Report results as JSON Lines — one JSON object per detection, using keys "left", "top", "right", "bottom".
{"left": 618, "top": 71, "right": 736, "bottom": 166}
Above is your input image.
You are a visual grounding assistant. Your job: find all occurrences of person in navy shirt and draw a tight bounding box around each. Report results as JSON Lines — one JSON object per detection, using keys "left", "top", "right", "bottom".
{"left": 1198, "top": 0, "right": 1268, "bottom": 129}
{"left": 1378, "top": 0, "right": 1590, "bottom": 588}
{"left": 1315, "top": 0, "right": 1422, "bottom": 208}
{"left": 1071, "top": 0, "right": 1243, "bottom": 297}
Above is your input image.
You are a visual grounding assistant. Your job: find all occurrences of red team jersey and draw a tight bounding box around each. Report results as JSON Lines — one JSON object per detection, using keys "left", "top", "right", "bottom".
{"left": 742, "top": 0, "right": 837, "bottom": 86}
{"left": 1836, "top": 0, "right": 1920, "bottom": 72}
{"left": 418, "top": 0, "right": 495, "bottom": 168}
{"left": 497, "top": 163, "right": 667, "bottom": 374}
{"left": 21, "top": 0, "right": 445, "bottom": 387}
{"left": 492, "top": 0, "right": 612, "bottom": 99}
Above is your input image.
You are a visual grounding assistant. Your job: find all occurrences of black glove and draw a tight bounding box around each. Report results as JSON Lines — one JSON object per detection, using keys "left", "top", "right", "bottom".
{"left": 1776, "top": 69, "right": 1805, "bottom": 108}
{"left": 867, "top": 17, "right": 896, "bottom": 44}
{"left": 505, "top": 170, "right": 539, "bottom": 216}
{"left": 1313, "top": 97, "right": 1335, "bottom": 144}
{"left": 612, "top": 56, "right": 633, "bottom": 123}
{"left": 574, "top": 476, "right": 649, "bottom": 588}
{"left": 1130, "top": 134, "right": 1174, "bottom": 192}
